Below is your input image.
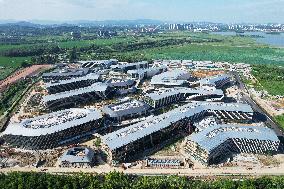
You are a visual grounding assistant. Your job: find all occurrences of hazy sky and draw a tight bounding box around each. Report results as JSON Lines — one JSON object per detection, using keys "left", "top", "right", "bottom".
{"left": 0, "top": 0, "right": 284, "bottom": 23}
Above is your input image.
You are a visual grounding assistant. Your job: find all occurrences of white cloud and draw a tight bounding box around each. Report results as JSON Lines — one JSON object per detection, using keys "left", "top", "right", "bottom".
{"left": 0, "top": 0, "right": 150, "bottom": 20}
{"left": 66, "top": 0, "right": 131, "bottom": 8}
{"left": 0, "top": 0, "right": 283, "bottom": 23}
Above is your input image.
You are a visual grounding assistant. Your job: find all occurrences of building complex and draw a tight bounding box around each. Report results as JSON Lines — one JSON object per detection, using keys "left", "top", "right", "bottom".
{"left": 1, "top": 59, "right": 281, "bottom": 169}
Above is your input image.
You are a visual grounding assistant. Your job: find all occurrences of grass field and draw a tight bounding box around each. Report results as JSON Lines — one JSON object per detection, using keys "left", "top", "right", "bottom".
{"left": 140, "top": 41, "right": 284, "bottom": 65}
{"left": 57, "top": 37, "right": 135, "bottom": 49}
{"left": 252, "top": 64, "right": 284, "bottom": 96}
{"left": 81, "top": 32, "right": 284, "bottom": 65}
{"left": 101, "top": 42, "right": 284, "bottom": 66}
{"left": 0, "top": 56, "right": 31, "bottom": 80}
{"left": 0, "top": 36, "right": 135, "bottom": 54}
{"left": 0, "top": 44, "right": 35, "bottom": 52}
{"left": 275, "top": 115, "right": 284, "bottom": 131}
{"left": 1, "top": 32, "right": 283, "bottom": 65}
{"left": 0, "top": 56, "right": 30, "bottom": 68}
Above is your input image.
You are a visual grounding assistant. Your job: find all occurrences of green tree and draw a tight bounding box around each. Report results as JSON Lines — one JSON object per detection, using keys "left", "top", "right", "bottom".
{"left": 69, "top": 47, "right": 78, "bottom": 63}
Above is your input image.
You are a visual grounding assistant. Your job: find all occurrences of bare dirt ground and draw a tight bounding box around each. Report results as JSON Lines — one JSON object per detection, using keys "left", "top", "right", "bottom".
{"left": 250, "top": 89, "right": 284, "bottom": 116}
{"left": 192, "top": 70, "right": 225, "bottom": 78}
{"left": 10, "top": 81, "right": 47, "bottom": 123}
{"left": 242, "top": 71, "right": 284, "bottom": 116}
{"left": 0, "top": 147, "right": 67, "bottom": 168}
{"left": 0, "top": 64, "right": 53, "bottom": 92}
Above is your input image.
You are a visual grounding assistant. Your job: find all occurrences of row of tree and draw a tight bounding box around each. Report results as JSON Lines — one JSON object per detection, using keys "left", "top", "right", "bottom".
{"left": 1, "top": 45, "right": 62, "bottom": 57}
{"left": 0, "top": 171, "right": 284, "bottom": 189}
{"left": 0, "top": 79, "right": 31, "bottom": 115}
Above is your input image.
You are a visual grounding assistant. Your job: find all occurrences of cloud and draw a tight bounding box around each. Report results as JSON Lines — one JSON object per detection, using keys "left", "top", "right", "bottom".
{"left": 0, "top": 0, "right": 283, "bottom": 23}
{"left": 59, "top": 0, "right": 131, "bottom": 8}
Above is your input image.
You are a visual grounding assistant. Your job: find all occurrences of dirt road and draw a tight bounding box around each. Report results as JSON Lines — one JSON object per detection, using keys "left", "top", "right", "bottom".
{"left": 1, "top": 163, "right": 284, "bottom": 177}
{"left": 0, "top": 65, "right": 53, "bottom": 92}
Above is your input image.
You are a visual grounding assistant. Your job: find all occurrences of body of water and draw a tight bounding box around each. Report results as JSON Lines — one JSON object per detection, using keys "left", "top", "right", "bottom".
{"left": 212, "top": 31, "right": 284, "bottom": 47}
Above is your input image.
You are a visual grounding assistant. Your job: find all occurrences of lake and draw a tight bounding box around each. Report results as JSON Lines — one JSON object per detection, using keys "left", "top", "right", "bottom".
{"left": 212, "top": 31, "right": 284, "bottom": 47}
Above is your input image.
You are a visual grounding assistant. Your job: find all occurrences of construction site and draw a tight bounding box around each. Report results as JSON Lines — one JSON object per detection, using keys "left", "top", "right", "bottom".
{"left": 0, "top": 60, "right": 283, "bottom": 175}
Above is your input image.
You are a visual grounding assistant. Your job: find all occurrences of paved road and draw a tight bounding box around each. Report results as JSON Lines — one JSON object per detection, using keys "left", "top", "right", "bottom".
{"left": 231, "top": 71, "right": 246, "bottom": 91}
{"left": 231, "top": 71, "right": 284, "bottom": 137}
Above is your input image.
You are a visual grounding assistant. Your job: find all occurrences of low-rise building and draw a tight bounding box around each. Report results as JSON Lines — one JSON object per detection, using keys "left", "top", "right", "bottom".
{"left": 111, "top": 61, "right": 148, "bottom": 73}
{"left": 193, "top": 116, "right": 218, "bottom": 132}
{"left": 127, "top": 66, "right": 167, "bottom": 80}
{"left": 105, "top": 78, "right": 136, "bottom": 96}
{"left": 59, "top": 147, "right": 96, "bottom": 168}
{"left": 45, "top": 73, "right": 100, "bottom": 94}
{"left": 146, "top": 159, "right": 183, "bottom": 168}
{"left": 78, "top": 59, "right": 118, "bottom": 70}
{"left": 43, "top": 83, "right": 114, "bottom": 110}
{"left": 150, "top": 69, "right": 193, "bottom": 87}
{"left": 199, "top": 74, "right": 231, "bottom": 89}
{"left": 42, "top": 68, "right": 90, "bottom": 82}
{"left": 143, "top": 87, "right": 224, "bottom": 109}
{"left": 103, "top": 100, "right": 150, "bottom": 123}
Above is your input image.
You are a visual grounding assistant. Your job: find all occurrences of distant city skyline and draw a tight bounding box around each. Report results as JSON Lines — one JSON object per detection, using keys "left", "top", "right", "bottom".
{"left": 0, "top": 0, "right": 284, "bottom": 24}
